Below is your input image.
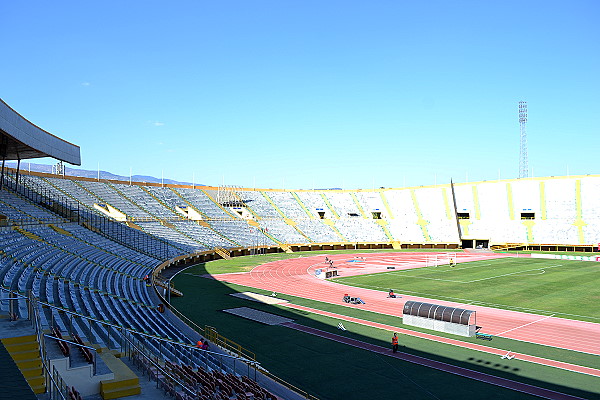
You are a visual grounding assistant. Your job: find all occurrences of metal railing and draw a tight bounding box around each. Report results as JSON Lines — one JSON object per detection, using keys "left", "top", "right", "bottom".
{"left": 22, "top": 287, "right": 255, "bottom": 366}
{"left": 44, "top": 334, "right": 98, "bottom": 374}
{"left": 26, "top": 291, "right": 69, "bottom": 400}
{"left": 1, "top": 171, "right": 178, "bottom": 260}
{"left": 152, "top": 274, "right": 257, "bottom": 362}
{"left": 4, "top": 286, "right": 268, "bottom": 397}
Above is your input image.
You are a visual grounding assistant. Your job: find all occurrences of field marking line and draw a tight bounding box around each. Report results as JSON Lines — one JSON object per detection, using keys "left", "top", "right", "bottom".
{"left": 323, "top": 279, "right": 600, "bottom": 321}
{"left": 464, "top": 265, "right": 563, "bottom": 283}
{"left": 381, "top": 275, "right": 465, "bottom": 283}
{"left": 281, "top": 305, "right": 600, "bottom": 378}
{"left": 340, "top": 259, "right": 557, "bottom": 284}
{"left": 339, "top": 263, "right": 553, "bottom": 284}
{"left": 440, "top": 263, "right": 492, "bottom": 272}
{"left": 520, "top": 269, "right": 546, "bottom": 276}
{"left": 496, "top": 314, "right": 557, "bottom": 336}
{"left": 227, "top": 273, "right": 600, "bottom": 323}
{"left": 286, "top": 323, "right": 594, "bottom": 400}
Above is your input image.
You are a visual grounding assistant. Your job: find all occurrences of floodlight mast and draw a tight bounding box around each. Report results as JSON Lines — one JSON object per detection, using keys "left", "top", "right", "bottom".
{"left": 518, "top": 101, "right": 529, "bottom": 178}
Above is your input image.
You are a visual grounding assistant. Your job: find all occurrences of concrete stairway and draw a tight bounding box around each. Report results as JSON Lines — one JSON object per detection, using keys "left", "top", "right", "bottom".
{"left": 1, "top": 334, "right": 45, "bottom": 394}
{"left": 98, "top": 349, "right": 141, "bottom": 399}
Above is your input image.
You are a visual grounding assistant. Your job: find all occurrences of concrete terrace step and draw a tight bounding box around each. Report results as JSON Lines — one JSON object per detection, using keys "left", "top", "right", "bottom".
{"left": 1, "top": 333, "right": 45, "bottom": 396}
{"left": 99, "top": 350, "right": 141, "bottom": 399}
{"left": 4, "top": 346, "right": 39, "bottom": 361}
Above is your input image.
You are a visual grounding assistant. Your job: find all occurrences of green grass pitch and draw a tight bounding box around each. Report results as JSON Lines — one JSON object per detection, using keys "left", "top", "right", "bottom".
{"left": 172, "top": 254, "right": 600, "bottom": 400}
{"left": 335, "top": 257, "right": 600, "bottom": 322}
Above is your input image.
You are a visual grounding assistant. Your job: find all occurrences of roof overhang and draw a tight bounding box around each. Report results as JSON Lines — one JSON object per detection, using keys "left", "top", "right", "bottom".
{"left": 0, "top": 98, "right": 81, "bottom": 165}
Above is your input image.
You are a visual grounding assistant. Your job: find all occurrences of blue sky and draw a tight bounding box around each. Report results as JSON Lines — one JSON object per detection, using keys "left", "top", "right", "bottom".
{"left": 1, "top": 1, "right": 598, "bottom": 189}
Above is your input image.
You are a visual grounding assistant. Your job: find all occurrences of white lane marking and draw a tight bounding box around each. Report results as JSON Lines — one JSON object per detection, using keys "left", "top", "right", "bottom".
{"left": 496, "top": 314, "right": 556, "bottom": 336}
{"left": 463, "top": 265, "right": 563, "bottom": 283}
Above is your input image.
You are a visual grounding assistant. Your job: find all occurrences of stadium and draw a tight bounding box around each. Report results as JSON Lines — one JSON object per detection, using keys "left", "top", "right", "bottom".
{"left": 2, "top": 2, "right": 600, "bottom": 398}
{"left": 0, "top": 97, "right": 599, "bottom": 400}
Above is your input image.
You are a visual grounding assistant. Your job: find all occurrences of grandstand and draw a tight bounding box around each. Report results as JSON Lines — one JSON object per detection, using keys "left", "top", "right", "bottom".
{"left": 20, "top": 173, "right": 600, "bottom": 250}
{"left": 1, "top": 98, "right": 599, "bottom": 399}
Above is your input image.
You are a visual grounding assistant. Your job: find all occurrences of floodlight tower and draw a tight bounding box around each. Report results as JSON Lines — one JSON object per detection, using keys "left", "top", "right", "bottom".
{"left": 518, "top": 101, "right": 529, "bottom": 178}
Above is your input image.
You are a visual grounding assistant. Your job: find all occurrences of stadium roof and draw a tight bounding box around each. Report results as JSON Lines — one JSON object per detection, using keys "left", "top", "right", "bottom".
{"left": 0, "top": 98, "right": 80, "bottom": 165}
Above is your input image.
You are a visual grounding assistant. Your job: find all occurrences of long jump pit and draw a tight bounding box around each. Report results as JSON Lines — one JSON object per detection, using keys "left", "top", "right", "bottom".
{"left": 223, "top": 307, "right": 294, "bottom": 326}
{"left": 229, "top": 291, "right": 289, "bottom": 305}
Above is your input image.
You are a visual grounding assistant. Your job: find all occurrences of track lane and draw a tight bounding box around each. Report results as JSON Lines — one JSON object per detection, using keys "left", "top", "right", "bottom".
{"left": 213, "top": 252, "right": 600, "bottom": 355}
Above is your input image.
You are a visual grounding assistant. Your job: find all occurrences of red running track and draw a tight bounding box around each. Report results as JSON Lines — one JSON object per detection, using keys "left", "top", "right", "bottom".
{"left": 282, "top": 303, "right": 600, "bottom": 378}
{"left": 213, "top": 252, "right": 600, "bottom": 356}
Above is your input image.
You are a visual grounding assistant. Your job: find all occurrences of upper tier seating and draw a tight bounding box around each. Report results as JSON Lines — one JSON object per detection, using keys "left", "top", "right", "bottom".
{"left": 113, "top": 184, "right": 180, "bottom": 219}
{"left": 8, "top": 173, "right": 600, "bottom": 247}
{"left": 324, "top": 191, "right": 363, "bottom": 218}
{"left": 295, "top": 220, "right": 341, "bottom": 243}
{"left": 174, "top": 188, "right": 231, "bottom": 219}
{"left": 266, "top": 191, "right": 308, "bottom": 218}
{"left": 208, "top": 220, "right": 275, "bottom": 248}
{"left": 355, "top": 191, "right": 389, "bottom": 219}
{"left": 136, "top": 222, "right": 206, "bottom": 253}
{"left": 238, "top": 191, "right": 279, "bottom": 218}
{"left": 259, "top": 219, "right": 308, "bottom": 244}
{"left": 335, "top": 218, "right": 388, "bottom": 242}
{"left": 0, "top": 189, "right": 65, "bottom": 224}
{"left": 295, "top": 192, "right": 330, "bottom": 219}
{"left": 78, "top": 181, "right": 153, "bottom": 220}
{"left": 145, "top": 186, "right": 192, "bottom": 218}
{"left": 412, "top": 188, "right": 459, "bottom": 243}
{"left": 171, "top": 221, "right": 236, "bottom": 248}
{"left": 43, "top": 177, "right": 103, "bottom": 210}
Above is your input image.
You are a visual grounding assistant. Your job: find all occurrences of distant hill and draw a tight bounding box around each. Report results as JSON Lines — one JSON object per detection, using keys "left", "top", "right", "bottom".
{"left": 4, "top": 162, "right": 197, "bottom": 186}
{"left": 4, "top": 162, "right": 346, "bottom": 190}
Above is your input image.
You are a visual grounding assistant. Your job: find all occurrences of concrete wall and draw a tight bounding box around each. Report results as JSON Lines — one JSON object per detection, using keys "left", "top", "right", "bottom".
{"left": 49, "top": 357, "right": 114, "bottom": 396}
{"left": 403, "top": 314, "right": 476, "bottom": 337}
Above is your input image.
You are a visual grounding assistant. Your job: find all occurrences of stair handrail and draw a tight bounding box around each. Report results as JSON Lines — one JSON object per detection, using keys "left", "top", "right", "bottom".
{"left": 4, "top": 270, "right": 313, "bottom": 399}
{"left": 18, "top": 287, "right": 256, "bottom": 365}
{"left": 121, "top": 329, "right": 197, "bottom": 398}
{"left": 25, "top": 290, "right": 69, "bottom": 400}
{"left": 44, "top": 334, "right": 98, "bottom": 374}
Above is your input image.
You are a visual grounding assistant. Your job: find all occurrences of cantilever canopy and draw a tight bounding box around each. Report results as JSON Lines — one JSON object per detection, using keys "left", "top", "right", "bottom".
{"left": 0, "top": 98, "right": 81, "bottom": 165}
{"left": 403, "top": 300, "right": 475, "bottom": 325}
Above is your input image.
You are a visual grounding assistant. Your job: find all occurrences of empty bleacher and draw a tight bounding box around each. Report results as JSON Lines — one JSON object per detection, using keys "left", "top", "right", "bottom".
{"left": 136, "top": 222, "right": 206, "bottom": 253}
{"left": 335, "top": 218, "right": 387, "bottom": 242}
{"left": 325, "top": 191, "right": 363, "bottom": 218}
{"left": 10, "top": 171, "right": 600, "bottom": 248}
{"left": 0, "top": 189, "right": 65, "bottom": 224}
{"left": 295, "top": 219, "right": 340, "bottom": 243}
{"left": 295, "top": 191, "right": 330, "bottom": 219}
{"left": 112, "top": 184, "right": 180, "bottom": 220}
{"left": 239, "top": 191, "right": 279, "bottom": 218}
{"left": 175, "top": 188, "right": 231, "bottom": 219}
{"left": 2, "top": 169, "right": 600, "bottom": 400}
{"left": 0, "top": 221, "right": 211, "bottom": 369}
{"left": 209, "top": 220, "right": 274, "bottom": 248}
{"left": 259, "top": 219, "right": 307, "bottom": 244}
{"left": 266, "top": 191, "right": 309, "bottom": 218}
{"left": 78, "top": 181, "right": 153, "bottom": 220}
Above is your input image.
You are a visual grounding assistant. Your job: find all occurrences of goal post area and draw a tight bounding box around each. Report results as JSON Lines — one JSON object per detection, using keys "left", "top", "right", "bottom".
{"left": 425, "top": 252, "right": 458, "bottom": 267}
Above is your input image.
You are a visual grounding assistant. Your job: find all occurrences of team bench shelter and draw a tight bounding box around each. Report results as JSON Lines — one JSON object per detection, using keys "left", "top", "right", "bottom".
{"left": 402, "top": 301, "right": 477, "bottom": 337}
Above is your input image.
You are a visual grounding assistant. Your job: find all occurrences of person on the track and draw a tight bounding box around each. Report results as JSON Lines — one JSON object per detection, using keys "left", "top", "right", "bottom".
{"left": 388, "top": 289, "right": 396, "bottom": 298}
{"left": 392, "top": 333, "right": 399, "bottom": 353}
